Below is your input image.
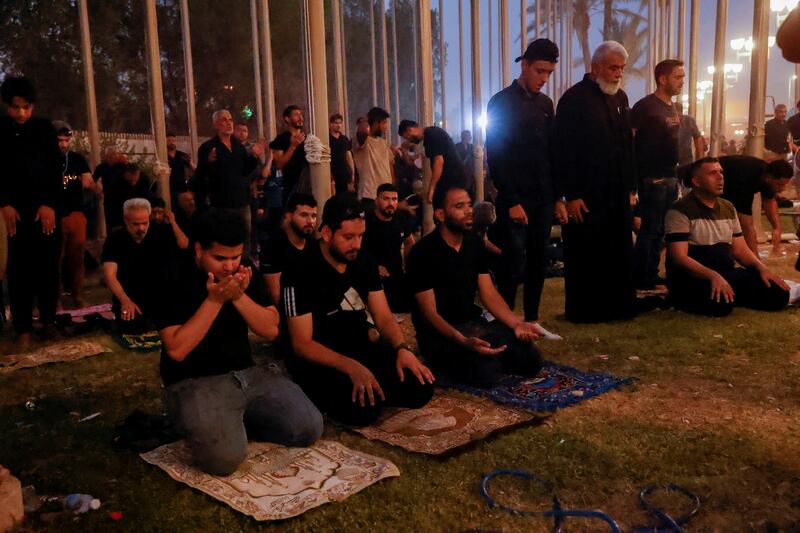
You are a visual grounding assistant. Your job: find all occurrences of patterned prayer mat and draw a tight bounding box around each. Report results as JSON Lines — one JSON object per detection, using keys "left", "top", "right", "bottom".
{"left": 141, "top": 440, "right": 399, "bottom": 520}
{"left": 0, "top": 341, "right": 107, "bottom": 373}
{"left": 113, "top": 331, "right": 162, "bottom": 352}
{"left": 636, "top": 287, "right": 669, "bottom": 298}
{"left": 440, "top": 362, "right": 635, "bottom": 413}
{"left": 57, "top": 303, "right": 113, "bottom": 318}
{"left": 353, "top": 390, "right": 536, "bottom": 455}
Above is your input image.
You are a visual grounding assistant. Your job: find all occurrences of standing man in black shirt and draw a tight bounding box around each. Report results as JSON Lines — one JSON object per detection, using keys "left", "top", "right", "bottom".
{"left": 407, "top": 185, "right": 543, "bottom": 388}
{"left": 0, "top": 77, "right": 62, "bottom": 349}
{"left": 259, "top": 193, "right": 318, "bottom": 305}
{"left": 631, "top": 59, "right": 684, "bottom": 290}
{"left": 486, "top": 38, "right": 567, "bottom": 325}
{"left": 765, "top": 104, "right": 796, "bottom": 161}
{"left": 152, "top": 208, "right": 322, "bottom": 475}
{"left": 270, "top": 105, "right": 308, "bottom": 205}
{"left": 102, "top": 198, "right": 188, "bottom": 333}
{"left": 282, "top": 193, "right": 434, "bottom": 427}
{"left": 555, "top": 41, "right": 637, "bottom": 322}
{"left": 715, "top": 156, "right": 794, "bottom": 255}
{"left": 362, "top": 183, "right": 415, "bottom": 312}
{"left": 454, "top": 129, "right": 475, "bottom": 193}
{"left": 398, "top": 120, "right": 466, "bottom": 202}
{"left": 329, "top": 113, "right": 355, "bottom": 194}
{"left": 103, "top": 164, "right": 154, "bottom": 233}
{"left": 166, "top": 132, "right": 193, "bottom": 204}
{"left": 55, "top": 121, "right": 96, "bottom": 308}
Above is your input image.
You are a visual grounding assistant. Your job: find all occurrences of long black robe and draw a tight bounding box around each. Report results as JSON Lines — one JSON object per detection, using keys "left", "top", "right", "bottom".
{"left": 555, "top": 74, "right": 637, "bottom": 322}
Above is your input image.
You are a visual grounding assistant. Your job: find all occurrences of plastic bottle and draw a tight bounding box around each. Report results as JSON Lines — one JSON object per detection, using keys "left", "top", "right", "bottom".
{"left": 40, "top": 493, "right": 101, "bottom": 514}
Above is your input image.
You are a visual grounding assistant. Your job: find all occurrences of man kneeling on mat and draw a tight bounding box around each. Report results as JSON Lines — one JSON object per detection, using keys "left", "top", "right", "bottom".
{"left": 407, "top": 185, "right": 544, "bottom": 388}
{"left": 666, "top": 157, "right": 789, "bottom": 316}
{"left": 152, "top": 209, "right": 322, "bottom": 475}
{"left": 282, "top": 193, "right": 434, "bottom": 427}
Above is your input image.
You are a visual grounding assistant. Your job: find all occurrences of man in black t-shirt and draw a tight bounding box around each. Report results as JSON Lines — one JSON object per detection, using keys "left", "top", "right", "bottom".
{"left": 282, "top": 193, "right": 434, "bottom": 427}
{"left": 259, "top": 193, "right": 318, "bottom": 305}
{"left": 362, "top": 183, "right": 415, "bottom": 312}
{"left": 102, "top": 198, "right": 187, "bottom": 333}
{"left": 631, "top": 59, "right": 684, "bottom": 289}
{"left": 329, "top": 113, "right": 355, "bottom": 194}
{"left": 407, "top": 185, "right": 543, "bottom": 388}
{"left": 764, "top": 104, "right": 795, "bottom": 159}
{"left": 152, "top": 209, "right": 321, "bottom": 476}
{"left": 55, "top": 122, "right": 96, "bottom": 308}
{"left": 270, "top": 105, "right": 308, "bottom": 205}
{"left": 166, "top": 132, "right": 194, "bottom": 203}
{"left": 398, "top": 120, "right": 466, "bottom": 203}
{"left": 714, "top": 155, "right": 794, "bottom": 255}
{"left": 104, "top": 164, "right": 155, "bottom": 232}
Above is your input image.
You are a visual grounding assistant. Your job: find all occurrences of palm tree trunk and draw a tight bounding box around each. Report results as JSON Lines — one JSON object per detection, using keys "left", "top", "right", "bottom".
{"left": 603, "top": 0, "right": 613, "bottom": 39}
{"left": 574, "top": 0, "right": 592, "bottom": 72}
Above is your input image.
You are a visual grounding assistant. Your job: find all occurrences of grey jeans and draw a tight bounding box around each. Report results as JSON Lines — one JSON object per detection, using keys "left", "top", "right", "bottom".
{"left": 165, "top": 364, "right": 323, "bottom": 476}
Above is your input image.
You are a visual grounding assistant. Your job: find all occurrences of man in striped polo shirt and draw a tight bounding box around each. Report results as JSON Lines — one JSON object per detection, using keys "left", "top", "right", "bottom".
{"left": 665, "top": 157, "right": 789, "bottom": 316}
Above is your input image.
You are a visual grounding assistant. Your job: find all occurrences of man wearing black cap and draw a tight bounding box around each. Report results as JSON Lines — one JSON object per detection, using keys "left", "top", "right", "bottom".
{"left": 282, "top": 193, "right": 434, "bottom": 427}
{"left": 485, "top": 38, "right": 567, "bottom": 326}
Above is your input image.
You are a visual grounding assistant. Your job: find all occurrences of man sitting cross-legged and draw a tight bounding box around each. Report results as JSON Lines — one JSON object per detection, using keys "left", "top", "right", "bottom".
{"left": 407, "top": 185, "right": 544, "bottom": 388}
{"left": 282, "top": 193, "right": 434, "bottom": 427}
{"left": 151, "top": 208, "right": 322, "bottom": 476}
{"left": 259, "top": 193, "right": 318, "bottom": 306}
{"left": 102, "top": 198, "right": 188, "bottom": 333}
{"left": 666, "top": 157, "right": 789, "bottom": 317}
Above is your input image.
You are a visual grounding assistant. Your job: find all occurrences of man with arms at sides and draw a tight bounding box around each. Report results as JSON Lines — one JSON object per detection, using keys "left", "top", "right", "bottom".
{"left": 282, "top": 193, "right": 434, "bottom": 427}
{"left": 407, "top": 185, "right": 543, "bottom": 388}
{"left": 152, "top": 208, "right": 322, "bottom": 475}
{"left": 260, "top": 193, "right": 318, "bottom": 306}
{"left": 329, "top": 113, "right": 355, "bottom": 194}
{"left": 555, "top": 41, "right": 638, "bottom": 322}
{"left": 630, "top": 59, "right": 684, "bottom": 290}
{"left": 398, "top": 119, "right": 466, "bottom": 201}
{"left": 270, "top": 105, "right": 308, "bottom": 205}
{"left": 666, "top": 158, "right": 789, "bottom": 316}
{"left": 102, "top": 198, "right": 188, "bottom": 333}
{"left": 362, "top": 183, "right": 415, "bottom": 313}
{"left": 353, "top": 107, "right": 396, "bottom": 210}
{"left": 485, "top": 38, "right": 567, "bottom": 328}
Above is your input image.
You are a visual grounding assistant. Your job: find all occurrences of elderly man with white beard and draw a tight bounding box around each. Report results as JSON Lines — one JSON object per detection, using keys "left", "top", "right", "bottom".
{"left": 554, "top": 41, "right": 638, "bottom": 323}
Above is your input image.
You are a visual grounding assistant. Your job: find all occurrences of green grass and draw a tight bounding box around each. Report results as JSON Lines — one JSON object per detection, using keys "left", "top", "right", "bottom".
{"left": 3, "top": 247, "right": 800, "bottom": 532}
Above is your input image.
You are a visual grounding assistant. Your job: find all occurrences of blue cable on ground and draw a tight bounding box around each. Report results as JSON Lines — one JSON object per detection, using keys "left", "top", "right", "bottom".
{"left": 479, "top": 470, "right": 701, "bottom": 533}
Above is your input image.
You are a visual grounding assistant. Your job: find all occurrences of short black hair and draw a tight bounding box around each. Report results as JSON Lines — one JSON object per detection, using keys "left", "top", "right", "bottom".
{"left": 432, "top": 183, "right": 468, "bottom": 210}
{"left": 122, "top": 163, "right": 140, "bottom": 176}
{"left": 765, "top": 159, "right": 794, "bottom": 180}
{"left": 681, "top": 156, "right": 720, "bottom": 187}
{"left": 282, "top": 105, "right": 301, "bottom": 118}
{"left": 150, "top": 197, "right": 166, "bottom": 209}
{"left": 654, "top": 59, "right": 684, "bottom": 85}
{"left": 367, "top": 107, "right": 390, "bottom": 127}
{"left": 285, "top": 192, "right": 318, "bottom": 212}
{"left": 321, "top": 193, "right": 365, "bottom": 231}
{"left": 398, "top": 119, "right": 418, "bottom": 136}
{"left": 376, "top": 183, "right": 398, "bottom": 195}
{"left": 1, "top": 76, "right": 36, "bottom": 105}
{"left": 166, "top": 132, "right": 177, "bottom": 138}
{"left": 192, "top": 208, "right": 247, "bottom": 250}
{"left": 329, "top": 113, "right": 344, "bottom": 122}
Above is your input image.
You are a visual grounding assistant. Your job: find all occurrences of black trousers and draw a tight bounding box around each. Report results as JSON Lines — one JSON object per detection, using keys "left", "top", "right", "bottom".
{"left": 286, "top": 343, "right": 434, "bottom": 427}
{"left": 417, "top": 318, "right": 543, "bottom": 388}
{"left": 562, "top": 203, "right": 635, "bottom": 323}
{"left": 494, "top": 200, "right": 554, "bottom": 321}
{"left": 7, "top": 220, "right": 60, "bottom": 334}
{"left": 668, "top": 267, "right": 789, "bottom": 317}
{"left": 383, "top": 273, "right": 412, "bottom": 313}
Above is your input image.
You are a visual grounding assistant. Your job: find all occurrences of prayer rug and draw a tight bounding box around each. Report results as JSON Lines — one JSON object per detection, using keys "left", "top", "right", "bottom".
{"left": 141, "top": 440, "right": 399, "bottom": 520}
{"left": 57, "top": 303, "right": 112, "bottom": 318}
{"left": 113, "top": 331, "right": 162, "bottom": 352}
{"left": 636, "top": 287, "right": 669, "bottom": 298}
{"left": 439, "top": 362, "right": 635, "bottom": 413}
{"left": 0, "top": 341, "right": 107, "bottom": 373}
{"left": 352, "top": 390, "right": 535, "bottom": 455}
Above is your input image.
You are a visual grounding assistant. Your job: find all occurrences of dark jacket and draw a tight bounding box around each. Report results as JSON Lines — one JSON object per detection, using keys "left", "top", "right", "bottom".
{"left": 0, "top": 116, "right": 62, "bottom": 221}
{"left": 555, "top": 74, "right": 636, "bottom": 213}
{"left": 194, "top": 136, "right": 258, "bottom": 209}
{"left": 486, "top": 80, "right": 555, "bottom": 208}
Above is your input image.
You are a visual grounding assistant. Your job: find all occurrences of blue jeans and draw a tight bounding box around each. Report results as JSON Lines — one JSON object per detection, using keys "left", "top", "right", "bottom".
{"left": 633, "top": 177, "right": 678, "bottom": 288}
{"left": 165, "top": 364, "right": 323, "bottom": 475}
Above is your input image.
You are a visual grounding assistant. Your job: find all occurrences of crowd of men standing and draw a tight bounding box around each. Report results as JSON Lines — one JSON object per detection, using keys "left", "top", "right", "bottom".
{"left": 1, "top": 35, "right": 798, "bottom": 475}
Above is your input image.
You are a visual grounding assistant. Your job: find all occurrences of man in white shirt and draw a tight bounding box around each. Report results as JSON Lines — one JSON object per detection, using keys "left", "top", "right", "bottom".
{"left": 353, "top": 107, "right": 395, "bottom": 209}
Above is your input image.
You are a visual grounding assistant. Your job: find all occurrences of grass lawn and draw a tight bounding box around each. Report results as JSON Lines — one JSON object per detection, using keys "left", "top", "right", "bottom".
{"left": 2, "top": 244, "right": 800, "bottom": 532}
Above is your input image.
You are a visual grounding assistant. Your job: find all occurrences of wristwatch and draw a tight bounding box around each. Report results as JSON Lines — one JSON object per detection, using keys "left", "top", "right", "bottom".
{"left": 394, "top": 342, "right": 414, "bottom": 354}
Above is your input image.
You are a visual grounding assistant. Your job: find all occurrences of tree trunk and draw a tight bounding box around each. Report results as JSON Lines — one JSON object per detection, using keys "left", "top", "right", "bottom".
{"left": 603, "top": 0, "right": 613, "bottom": 39}
{"left": 574, "top": 0, "right": 592, "bottom": 72}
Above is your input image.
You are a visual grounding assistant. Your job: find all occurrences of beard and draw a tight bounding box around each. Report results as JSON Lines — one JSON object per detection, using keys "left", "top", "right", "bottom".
{"left": 378, "top": 206, "right": 396, "bottom": 219}
{"left": 597, "top": 78, "right": 621, "bottom": 95}
{"left": 444, "top": 216, "right": 471, "bottom": 233}
{"left": 289, "top": 220, "right": 313, "bottom": 239}
{"left": 329, "top": 244, "right": 358, "bottom": 263}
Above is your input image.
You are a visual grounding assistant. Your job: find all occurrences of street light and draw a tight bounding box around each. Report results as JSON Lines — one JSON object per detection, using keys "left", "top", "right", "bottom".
{"left": 771, "top": 0, "right": 799, "bottom": 25}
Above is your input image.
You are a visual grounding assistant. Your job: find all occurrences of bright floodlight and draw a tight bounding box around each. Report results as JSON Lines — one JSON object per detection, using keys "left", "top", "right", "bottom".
{"left": 477, "top": 113, "right": 488, "bottom": 130}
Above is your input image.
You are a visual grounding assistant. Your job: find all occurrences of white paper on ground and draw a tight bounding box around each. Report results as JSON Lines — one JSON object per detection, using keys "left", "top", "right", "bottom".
{"left": 785, "top": 279, "right": 800, "bottom": 304}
